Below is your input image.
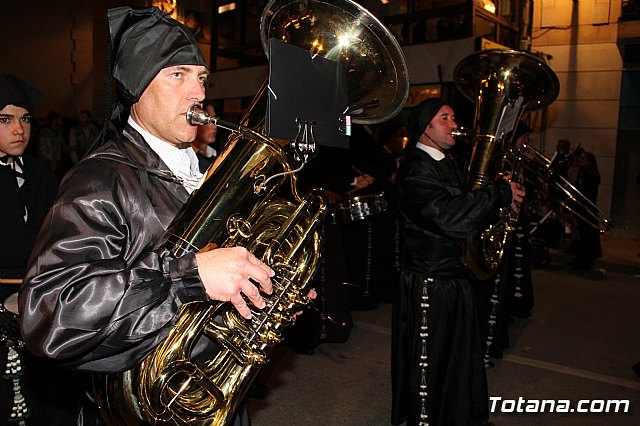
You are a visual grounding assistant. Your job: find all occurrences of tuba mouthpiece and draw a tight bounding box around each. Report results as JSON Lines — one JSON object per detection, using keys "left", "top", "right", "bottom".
{"left": 186, "top": 105, "right": 213, "bottom": 126}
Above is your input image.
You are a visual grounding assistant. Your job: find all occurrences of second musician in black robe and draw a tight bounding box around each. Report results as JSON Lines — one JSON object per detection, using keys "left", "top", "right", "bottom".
{"left": 392, "top": 98, "right": 524, "bottom": 426}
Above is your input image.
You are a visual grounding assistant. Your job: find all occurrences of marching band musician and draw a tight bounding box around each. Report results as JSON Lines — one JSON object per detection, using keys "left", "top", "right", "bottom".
{"left": 505, "top": 122, "right": 536, "bottom": 318}
{"left": 286, "top": 142, "right": 379, "bottom": 354}
{"left": 476, "top": 121, "right": 536, "bottom": 369}
{"left": 1, "top": 74, "right": 79, "bottom": 425}
{"left": 343, "top": 123, "right": 398, "bottom": 309}
{"left": 569, "top": 150, "right": 603, "bottom": 270}
{"left": 18, "top": 7, "right": 276, "bottom": 425}
{"left": 0, "top": 75, "right": 49, "bottom": 315}
{"left": 392, "top": 98, "right": 525, "bottom": 426}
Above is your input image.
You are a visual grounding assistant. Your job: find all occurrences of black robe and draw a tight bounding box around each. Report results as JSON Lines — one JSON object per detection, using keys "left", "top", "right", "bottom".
{"left": 288, "top": 146, "right": 356, "bottom": 349}
{"left": 18, "top": 124, "right": 248, "bottom": 425}
{"left": 0, "top": 153, "right": 58, "bottom": 281}
{"left": 476, "top": 210, "right": 534, "bottom": 366}
{"left": 1, "top": 154, "right": 80, "bottom": 426}
{"left": 392, "top": 146, "right": 512, "bottom": 426}
{"left": 573, "top": 169, "right": 602, "bottom": 268}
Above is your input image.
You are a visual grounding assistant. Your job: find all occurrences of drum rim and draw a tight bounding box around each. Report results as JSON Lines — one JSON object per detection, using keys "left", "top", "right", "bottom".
{"left": 350, "top": 190, "right": 386, "bottom": 203}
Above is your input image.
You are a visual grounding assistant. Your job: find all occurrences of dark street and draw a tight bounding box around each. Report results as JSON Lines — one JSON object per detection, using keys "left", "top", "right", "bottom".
{"left": 248, "top": 236, "right": 640, "bottom": 426}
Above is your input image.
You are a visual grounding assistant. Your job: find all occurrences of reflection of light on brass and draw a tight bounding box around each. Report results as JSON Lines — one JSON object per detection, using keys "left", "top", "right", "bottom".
{"left": 402, "top": 136, "right": 408, "bottom": 149}
{"left": 218, "top": 3, "right": 237, "bottom": 13}
{"left": 311, "top": 39, "right": 324, "bottom": 55}
{"left": 338, "top": 33, "right": 351, "bottom": 48}
{"left": 283, "top": 18, "right": 293, "bottom": 29}
{"left": 381, "top": 0, "right": 390, "bottom": 4}
{"left": 284, "top": 18, "right": 302, "bottom": 30}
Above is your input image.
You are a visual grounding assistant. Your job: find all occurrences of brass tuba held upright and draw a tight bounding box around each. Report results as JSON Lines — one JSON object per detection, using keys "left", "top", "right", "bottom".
{"left": 93, "top": 1, "right": 409, "bottom": 425}
{"left": 453, "top": 49, "right": 560, "bottom": 281}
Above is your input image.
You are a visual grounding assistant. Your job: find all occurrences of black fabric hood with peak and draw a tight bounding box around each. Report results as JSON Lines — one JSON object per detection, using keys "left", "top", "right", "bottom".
{"left": 108, "top": 6, "right": 208, "bottom": 105}
{"left": 103, "top": 6, "right": 208, "bottom": 134}
{"left": 407, "top": 98, "right": 445, "bottom": 143}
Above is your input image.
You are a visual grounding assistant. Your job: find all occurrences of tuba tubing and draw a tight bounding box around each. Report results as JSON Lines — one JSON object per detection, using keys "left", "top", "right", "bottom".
{"left": 454, "top": 49, "right": 560, "bottom": 280}
{"left": 94, "top": 104, "right": 329, "bottom": 426}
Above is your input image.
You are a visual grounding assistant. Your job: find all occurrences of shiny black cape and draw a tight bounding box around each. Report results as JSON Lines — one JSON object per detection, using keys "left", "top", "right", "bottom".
{"left": 19, "top": 123, "right": 208, "bottom": 373}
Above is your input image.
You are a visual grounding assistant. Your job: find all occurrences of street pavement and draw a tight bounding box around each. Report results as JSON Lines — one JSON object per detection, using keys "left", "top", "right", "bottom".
{"left": 247, "top": 236, "right": 640, "bottom": 426}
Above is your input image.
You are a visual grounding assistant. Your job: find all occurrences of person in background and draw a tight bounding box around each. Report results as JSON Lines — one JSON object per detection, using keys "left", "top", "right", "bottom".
{"left": 18, "top": 7, "right": 277, "bottom": 425}
{"left": 37, "top": 110, "right": 65, "bottom": 177}
{"left": 69, "top": 109, "right": 99, "bottom": 164}
{"left": 570, "top": 150, "right": 602, "bottom": 270}
{"left": 476, "top": 121, "right": 535, "bottom": 369}
{"left": 184, "top": 9, "right": 205, "bottom": 40}
{"left": 563, "top": 146, "right": 586, "bottom": 253}
{"left": 551, "top": 138, "right": 571, "bottom": 178}
{"left": 566, "top": 146, "right": 585, "bottom": 186}
{"left": 190, "top": 101, "right": 218, "bottom": 173}
{"left": 1, "top": 73, "right": 79, "bottom": 425}
{"left": 392, "top": 98, "right": 524, "bottom": 426}
{"left": 505, "top": 122, "right": 536, "bottom": 318}
{"left": 342, "top": 123, "right": 396, "bottom": 310}
{"left": 289, "top": 145, "right": 368, "bottom": 354}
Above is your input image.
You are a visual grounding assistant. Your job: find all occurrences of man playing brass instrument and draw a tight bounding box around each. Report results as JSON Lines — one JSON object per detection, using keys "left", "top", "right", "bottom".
{"left": 392, "top": 98, "right": 525, "bottom": 426}
{"left": 19, "top": 7, "right": 273, "bottom": 425}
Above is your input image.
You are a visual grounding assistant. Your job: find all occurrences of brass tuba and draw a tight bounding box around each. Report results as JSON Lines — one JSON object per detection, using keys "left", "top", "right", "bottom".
{"left": 453, "top": 49, "right": 560, "bottom": 280}
{"left": 93, "top": 0, "right": 409, "bottom": 425}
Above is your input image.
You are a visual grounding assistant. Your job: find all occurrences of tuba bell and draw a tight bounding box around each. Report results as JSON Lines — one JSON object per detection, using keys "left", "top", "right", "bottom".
{"left": 92, "top": 1, "right": 409, "bottom": 425}
{"left": 453, "top": 49, "right": 560, "bottom": 280}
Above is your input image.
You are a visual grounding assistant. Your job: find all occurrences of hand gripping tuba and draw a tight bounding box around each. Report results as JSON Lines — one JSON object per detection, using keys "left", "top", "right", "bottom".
{"left": 453, "top": 49, "right": 560, "bottom": 280}
{"left": 93, "top": 1, "right": 408, "bottom": 425}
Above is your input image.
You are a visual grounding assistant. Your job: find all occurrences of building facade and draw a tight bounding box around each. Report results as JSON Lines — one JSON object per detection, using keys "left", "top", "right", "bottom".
{"left": 2, "top": 0, "right": 638, "bottom": 237}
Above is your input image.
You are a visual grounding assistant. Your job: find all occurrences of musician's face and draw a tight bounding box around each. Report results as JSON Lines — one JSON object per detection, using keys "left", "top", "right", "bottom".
{"left": 0, "top": 104, "right": 31, "bottom": 158}
{"left": 131, "top": 64, "right": 209, "bottom": 147}
{"left": 423, "top": 105, "right": 458, "bottom": 152}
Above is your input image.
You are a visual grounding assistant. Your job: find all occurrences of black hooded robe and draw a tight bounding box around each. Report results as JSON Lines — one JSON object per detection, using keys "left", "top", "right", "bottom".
{"left": 19, "top": 124, "right": 249, "bottom": 425}
{"left": 1, "top": 154, "right": 80, "bottom": 426}
{"left": 392, "top": 146, "right": 512, "bottom": 426}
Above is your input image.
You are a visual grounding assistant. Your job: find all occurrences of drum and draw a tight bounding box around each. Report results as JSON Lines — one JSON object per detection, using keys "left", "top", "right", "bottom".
{"left": 1, "top": 292, "right": 22, "bottom": 348}
{"left": 329, "top": 191, "right": 389, "bottom": 225}
{"left": 328, "top": 201, "right": 349, "bottom": 225}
